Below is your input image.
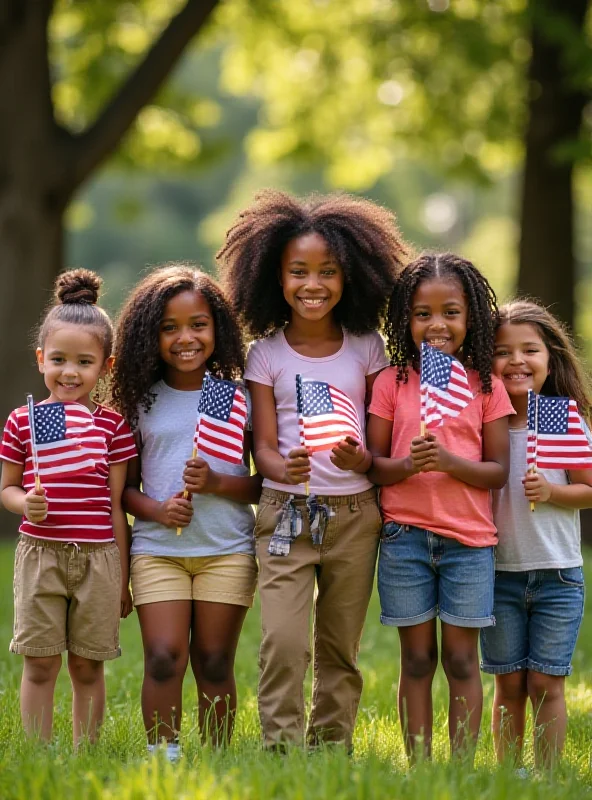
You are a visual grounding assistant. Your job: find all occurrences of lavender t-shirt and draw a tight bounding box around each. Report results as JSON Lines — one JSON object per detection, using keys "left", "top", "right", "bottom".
{"left": 245, "top": 329, "right": 388, "bottom": 496}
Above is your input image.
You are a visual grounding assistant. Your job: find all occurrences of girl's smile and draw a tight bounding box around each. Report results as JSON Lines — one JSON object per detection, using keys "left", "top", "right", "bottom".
{"left": 493, "top": 322, "right": 550, "bottom": 401}
{"left": 158, "top": 290, "right": 215, "bottom": 389}
{"left": 410, "top": 278, "right": 468, "bottom": 357}
{"left": 280, "top": 232, "right": 344, "bottom": 324}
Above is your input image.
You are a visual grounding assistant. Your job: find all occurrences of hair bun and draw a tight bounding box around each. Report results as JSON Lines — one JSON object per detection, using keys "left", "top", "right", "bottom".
{"left": 56, "top": 268, "right": 102, "bottom": 305}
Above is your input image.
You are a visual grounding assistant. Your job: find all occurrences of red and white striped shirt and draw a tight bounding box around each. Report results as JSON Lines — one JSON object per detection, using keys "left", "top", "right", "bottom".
{"left": 0, "top": 403, "right": 137, "bottom": 542}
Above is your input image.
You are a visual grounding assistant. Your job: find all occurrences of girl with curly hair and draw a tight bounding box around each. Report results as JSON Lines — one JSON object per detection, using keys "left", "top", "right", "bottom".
{"left": 367, "top": 253, "right": 514, "bottom": 760}
{"left": 0, "top": 269, "right": 137, "bottom": 745}
{"left": 481, "top": 300, "right": 592, "bottom": 768}
{"left": 111, "top": 265, "right": 261, "bottom": 757}
{"left": 219, "top": 189, "right": 407, "bottom": 751}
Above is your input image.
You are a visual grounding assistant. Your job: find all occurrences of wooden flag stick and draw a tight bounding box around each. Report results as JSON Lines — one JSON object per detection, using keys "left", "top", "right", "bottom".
{"left": 26, "top": 394, "right": 42, "bottom": 493}
{"left": 530, "top": 394, "right": 539, "bottom": 513}
{"left": 177, "top": 445, "right": 197, "bottom": 536}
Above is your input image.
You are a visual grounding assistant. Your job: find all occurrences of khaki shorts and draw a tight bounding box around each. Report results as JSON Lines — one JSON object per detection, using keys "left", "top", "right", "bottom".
{"left": 11, "top": 535, "right": 121, "bottom": 661}
{"left": 131, "top": 553, "right": 257, "bottom": 607}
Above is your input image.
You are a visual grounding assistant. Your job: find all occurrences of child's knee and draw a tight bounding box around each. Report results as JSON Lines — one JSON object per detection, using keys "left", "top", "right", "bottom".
{"left": 442, "top": 649, "right": 478, "bottom": 681}
{"left": 24, "top": 655, "right": 61, "bottom": 684}
{"left": 401, "top": 649, "right": 438, "bottom": 680}
{"left": 68, "top": 654, "right": 103, "bottom": 685}
{"left": 146, "top": 647, "right": 187, "bottom": 683}
{"left": 196, "top": 651, "right": 232, "bottom": 684}
{"left": 527, "top": 672, "right": 564, "bottom": 704}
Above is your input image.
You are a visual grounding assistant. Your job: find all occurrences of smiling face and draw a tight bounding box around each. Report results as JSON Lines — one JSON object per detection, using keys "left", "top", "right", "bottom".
{"left": 279, "top": 232, "right": 344, "bottom": 325}
{"left": 409, "top": 277, "right": 468, "bottom": 357}
{"left": 36, "top": 323, "right": 111, "bottom": 409}
{"left": 158, "top": 290, "right": 215, "bottom": 389}
{"left": 493, "top": 322, "right": 550, "bottom": 400}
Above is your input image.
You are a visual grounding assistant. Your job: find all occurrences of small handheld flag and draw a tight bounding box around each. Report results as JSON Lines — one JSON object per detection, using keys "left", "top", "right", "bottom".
{"left": 26, "top": 394, "right": 41, "bottom": 491}
{"left": 419, "top": 342, "right": 473, "bottom": 434}
{"left": 296, "top": 374, "right": 362, "bottom": 453}
{"left": 29, "top": 401, "right": 102, "bottom": 480}
{"left": 527, "top": 391, "right": 592, "bottom": 471}
{"left": 194, "top": 374, "right": 248, "bottom": 465}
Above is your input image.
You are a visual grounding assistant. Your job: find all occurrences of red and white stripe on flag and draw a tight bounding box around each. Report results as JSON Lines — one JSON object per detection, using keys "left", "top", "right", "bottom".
{"left": 193, "top": 378, "right": 248, "bottom": 465}
{"left": 33, "top": 402, "right": 105, "bottom": 479}
{"left": 527, "top": 395, "right": 592, "bottom": 471}
{"left": 297, "top": 376, "right": 363, "bottom": 454}
{"left": 420, "top": 344, "right": 473, "bottom": 430}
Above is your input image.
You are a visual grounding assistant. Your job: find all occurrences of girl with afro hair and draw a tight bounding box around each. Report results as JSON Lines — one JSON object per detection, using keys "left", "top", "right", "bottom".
{"left": 367, "top": 253, "right": 514, "bottom": 760}
{"left": 111, "top": 265, "right": 261, "bottom": 757}
{"left": 218, "top": 189, "right": 408, "bottom": 750}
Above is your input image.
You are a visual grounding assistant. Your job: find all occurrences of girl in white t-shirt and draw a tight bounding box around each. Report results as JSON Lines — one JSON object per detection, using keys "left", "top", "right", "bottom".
{"left": 481, "top": 300, "right": 592, "bottom": 768}
{"left": 218, "top": 189, "right": 408, "bottom": 750}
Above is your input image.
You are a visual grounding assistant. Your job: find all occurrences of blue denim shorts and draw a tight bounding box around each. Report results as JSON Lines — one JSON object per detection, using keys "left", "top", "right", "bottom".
{"left": 377, "top": 522, "right": 495, "bottom": 628}
{"left": 480, "top": 568, "right": 585, "bottom": 677}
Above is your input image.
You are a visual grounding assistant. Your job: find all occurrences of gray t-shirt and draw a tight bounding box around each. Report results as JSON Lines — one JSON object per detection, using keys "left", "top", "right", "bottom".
{"left": 493, "top": 427, "right": 582, "bottom": 571}
{"left": 131, "top": 380, "right": 255, "bottom": 557}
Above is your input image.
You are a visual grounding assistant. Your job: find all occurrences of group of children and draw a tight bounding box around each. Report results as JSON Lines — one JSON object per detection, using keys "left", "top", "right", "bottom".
{"left": 0, "top": 190, "right": 589, "bottom": 769}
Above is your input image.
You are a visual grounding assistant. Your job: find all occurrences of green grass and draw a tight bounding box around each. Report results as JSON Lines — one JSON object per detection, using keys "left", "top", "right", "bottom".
{"left": 0, "top": 541, "right": 591, "bottom": 798}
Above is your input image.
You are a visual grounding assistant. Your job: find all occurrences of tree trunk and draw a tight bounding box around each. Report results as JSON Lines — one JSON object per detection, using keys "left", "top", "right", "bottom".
{"left": 0, "top": 1, "right": 67, "bottom": 423}
{"left": 518, "top": 0, "right": 589, "bottom": 330}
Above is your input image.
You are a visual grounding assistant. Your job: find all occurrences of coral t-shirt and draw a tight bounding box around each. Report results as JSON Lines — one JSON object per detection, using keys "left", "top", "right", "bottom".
{"left": 369, "top": 367, "right": 514, "bottom": 547}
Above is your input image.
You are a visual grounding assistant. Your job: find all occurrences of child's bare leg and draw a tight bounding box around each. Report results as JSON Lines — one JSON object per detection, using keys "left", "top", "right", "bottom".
{"left": 398, "top": 620, "right": 438, "bottom": 760}
{"left": 20, "top": 654, "right": 61, "bottom": 740}
{"left": 492, "top": 672, "right": 528, "bottom": 764}
{"left": 138, "top": 600, "right": 191, "bottom": 743}
{"left": 68, "top": 653, "right": 105, "bottom": 745}
{"left": 189, "top": 601, "right": 248, "bottom": 746}
{"left": 527, "top": 672, "right": 566, "bottom": 768}
{"left": 441, "top": 623, "right": 482, "bottom": 757}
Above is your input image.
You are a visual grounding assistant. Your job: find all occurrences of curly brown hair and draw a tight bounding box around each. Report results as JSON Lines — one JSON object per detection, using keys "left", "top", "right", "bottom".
{"left": 498, "top": 299, "right": 592, "bottom": 422}
{"left": 217, "top": 189, "right": 409, "bottom": 338}
{"left": 385, "top": 252, "right": 499, "bottom": 393}
{"left": 111, "top": 265, "right": 245, "bottom": 427}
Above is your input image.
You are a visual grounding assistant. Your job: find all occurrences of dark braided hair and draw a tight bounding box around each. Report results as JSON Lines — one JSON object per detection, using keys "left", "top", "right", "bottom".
{"left": 385, "top": 253, "right": 498, "bottom": 393}
{"left": 111, "top": 265, "right": 245, "bottom": 427}
{"left": 218, "top": 189, "right": 409, "bottom": 338}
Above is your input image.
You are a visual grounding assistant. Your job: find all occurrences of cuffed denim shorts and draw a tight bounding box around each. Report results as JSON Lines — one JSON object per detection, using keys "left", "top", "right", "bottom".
{"left": 377, "top": 522, "right": 495, "bottom": 628}
{"left": 480, "top": 568, "right": 585, "bottom": 677}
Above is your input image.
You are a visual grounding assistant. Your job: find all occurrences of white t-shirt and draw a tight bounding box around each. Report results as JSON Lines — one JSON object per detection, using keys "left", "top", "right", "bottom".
{"left": 493, "top": 427, "right": 582, "bottom": 570}
{"left": 244, "top": 329, "right": 388, "bottom": 496}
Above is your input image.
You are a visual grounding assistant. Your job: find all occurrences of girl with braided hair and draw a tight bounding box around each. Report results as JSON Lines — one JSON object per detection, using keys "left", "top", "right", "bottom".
{"left": 112, "top": 265, "right": 261, "bottom": 757}
{"left": 367, "top": 252, "right": 514, "bottom": 760}
{"left": 219, "top": 189, "right": 407, "bottom": 751}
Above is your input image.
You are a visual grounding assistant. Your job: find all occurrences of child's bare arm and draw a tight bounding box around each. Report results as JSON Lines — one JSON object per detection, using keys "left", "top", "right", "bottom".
{"left": 182, "top": 431, "right": 262, "bottom": 504}
{"left": 523, "top": 468, "right": 592, "bottom": 508}
{"left": 248, "top": 380, "right": 311, "bottom": 485}
{"left": 109, "top": 460, "right": 133, "bottom": 618}
{"left": 367, "top": 414, "right": 418, "bottom": 486}
{"left": 1, "top": 461, "right": 47, "bottom": 521}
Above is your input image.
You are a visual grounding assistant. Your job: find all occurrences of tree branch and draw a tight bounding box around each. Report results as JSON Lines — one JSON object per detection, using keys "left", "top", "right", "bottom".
{"left": 69, "top": 0, "right": 220, "bottom": 191}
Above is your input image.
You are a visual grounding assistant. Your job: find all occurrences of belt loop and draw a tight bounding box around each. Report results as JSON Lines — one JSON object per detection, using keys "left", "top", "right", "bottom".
{"left": 349, "top": 495, "right": 359, "bottom": 512}
{"left": 65, "top": 542, "right": 80, "bottom": 554}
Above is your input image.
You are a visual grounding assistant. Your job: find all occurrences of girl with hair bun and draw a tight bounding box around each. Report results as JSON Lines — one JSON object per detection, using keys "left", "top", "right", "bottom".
{"left": 0, "top": 268, "right": 137, "bottom": 746}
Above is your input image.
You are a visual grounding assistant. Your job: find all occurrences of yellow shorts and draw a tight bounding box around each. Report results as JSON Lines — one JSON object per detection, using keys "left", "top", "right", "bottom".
{"left": 11, "top": 535, "right": 121, "bottom": 661}
{"left": 130, "top": 552, "right": 257, "bottom": 607}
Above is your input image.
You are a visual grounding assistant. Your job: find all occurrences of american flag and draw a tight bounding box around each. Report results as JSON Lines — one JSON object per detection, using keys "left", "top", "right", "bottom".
{"left": 194, "top": 374, "right": 247, "bottom": 465}
{"left": 420, "top": 342, "right": 473, "bottom": 430}
{"left": 30, "top": 402, "right": 104, "bottom": 479}
{"left": 296, "top": 374, "right": 362, "bottom": 453}
{"left": 527, "top": 390, "right": 592, "bottom": 470}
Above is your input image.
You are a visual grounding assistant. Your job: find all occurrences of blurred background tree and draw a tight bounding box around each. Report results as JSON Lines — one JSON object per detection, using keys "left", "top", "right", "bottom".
{"left": 1, "top": 0, "right": 592, "bottom": 425}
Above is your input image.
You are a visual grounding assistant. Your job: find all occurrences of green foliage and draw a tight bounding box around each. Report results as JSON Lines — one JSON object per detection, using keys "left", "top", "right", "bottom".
{"left": 0, "top": 542, "right": 591, "bottom": 797}
{"left": 217, "top": 0, "right": 532, "bottom": 189}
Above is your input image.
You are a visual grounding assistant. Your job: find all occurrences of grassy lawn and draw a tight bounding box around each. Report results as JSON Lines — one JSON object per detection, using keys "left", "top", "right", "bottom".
{"left": 0, "top": 540, "right": 591, "bottom": 798}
